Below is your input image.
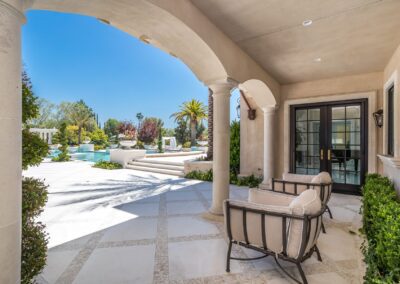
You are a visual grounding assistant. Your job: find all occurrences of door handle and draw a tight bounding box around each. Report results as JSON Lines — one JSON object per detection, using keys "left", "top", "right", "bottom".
{"left": 320, "top": 149, "right": 324, "bottom": 160}
{"left": 328, "top": 149, "right": 331, "bottom": 161}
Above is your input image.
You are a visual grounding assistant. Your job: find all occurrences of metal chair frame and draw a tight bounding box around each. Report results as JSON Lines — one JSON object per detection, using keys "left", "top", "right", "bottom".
{"left": 225, "top": 201, "right": 325, "bottom": 284}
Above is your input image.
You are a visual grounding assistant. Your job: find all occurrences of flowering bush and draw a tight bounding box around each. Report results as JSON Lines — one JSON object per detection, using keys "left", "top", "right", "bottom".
{"left": 137, "top": 118, "right": 158, "bottom": 144}
{"left": 117, "top": 121, "right": 136, "bottom": 140}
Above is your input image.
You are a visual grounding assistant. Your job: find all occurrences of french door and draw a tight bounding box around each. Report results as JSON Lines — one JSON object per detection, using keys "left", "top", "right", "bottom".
{"left": 290, "top": 99, "right": 368, "bottom": 194}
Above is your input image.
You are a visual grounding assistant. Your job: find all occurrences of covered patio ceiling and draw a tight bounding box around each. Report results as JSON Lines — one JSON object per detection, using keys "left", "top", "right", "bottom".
{"left": 191, "top": 0, "right": 400, "bottom": 83}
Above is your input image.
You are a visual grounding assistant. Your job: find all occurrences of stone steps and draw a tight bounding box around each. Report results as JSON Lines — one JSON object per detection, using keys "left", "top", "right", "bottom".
{"left": 126, "top": 159, "right": 184, "bottom": 176}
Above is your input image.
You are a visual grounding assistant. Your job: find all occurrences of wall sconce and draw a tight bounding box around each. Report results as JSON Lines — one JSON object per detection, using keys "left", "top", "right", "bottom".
{"left": 239, "top": 90, "right": 256, "bottom": 120}
{"left": 373, "top": 109, "right": 383, "bottom": 128}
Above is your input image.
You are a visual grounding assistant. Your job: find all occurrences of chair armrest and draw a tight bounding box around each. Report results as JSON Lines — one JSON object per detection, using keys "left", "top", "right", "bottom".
{"left": 249, "top": 188, "right": 295, "bottom": 206}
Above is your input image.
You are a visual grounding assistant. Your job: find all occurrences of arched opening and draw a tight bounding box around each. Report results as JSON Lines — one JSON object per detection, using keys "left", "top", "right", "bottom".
{"left": 238, "top": 79, "right": 277, "bottom": 186}
{"left": 0, "top": 1, "right": 279, "bottom": 282}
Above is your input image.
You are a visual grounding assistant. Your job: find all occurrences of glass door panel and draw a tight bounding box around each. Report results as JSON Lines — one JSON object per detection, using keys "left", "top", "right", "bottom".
{"left": 294, "top": 108, "right": 321, "bottom": 175}
{"left": 329, "top": 105, "right": 361, "bottom": 188}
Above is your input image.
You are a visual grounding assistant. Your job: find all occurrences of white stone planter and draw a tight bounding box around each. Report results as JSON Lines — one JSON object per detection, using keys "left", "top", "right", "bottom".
{"left": 184, "top": 160, "right": 213, "bottom": 175}
{"left": 110, "top": 149, "right": 146, "bottom": 167}
{"left": 119, "top": 140, "right": 137, "bottom": 149}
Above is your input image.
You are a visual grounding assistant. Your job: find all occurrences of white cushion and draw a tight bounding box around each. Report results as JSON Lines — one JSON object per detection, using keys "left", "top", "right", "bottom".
{"left": 287, "top": 190, "right": 322, "bottom": 258}
{"left": 282, "top": 173, "right": 314, "bottom": 183}
{"left": 249, "top": 189, "right": 294, "bottom": 207}
{"left": 310, "top": 172, "right": 332, "bottom": 184}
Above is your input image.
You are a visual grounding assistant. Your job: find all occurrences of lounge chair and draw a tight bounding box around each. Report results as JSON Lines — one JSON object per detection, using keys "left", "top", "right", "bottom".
{"left": 224, "top": 189, "right": 324, "bottom": 284}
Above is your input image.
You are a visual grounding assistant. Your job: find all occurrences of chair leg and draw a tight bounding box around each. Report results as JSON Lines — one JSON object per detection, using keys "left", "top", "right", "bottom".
{"left": 321, "top": 221, "right": 326, "bottom": 234}
{"left": 314, "top": 246, "right": 322, "bottom": 262}
{"left": 296, "top": 263, "right": 308, "bottom": 284}
{"left": 326, "top": 206, "right": 333, "bottom": 219}
{"left": 226, "top": 241, "right": 232, "bottom": 272}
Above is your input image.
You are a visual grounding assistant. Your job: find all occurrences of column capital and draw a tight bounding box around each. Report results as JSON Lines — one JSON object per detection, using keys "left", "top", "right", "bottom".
{"left": 0, "top": 0, "right": 26, "bottom": 23}
{"left": 207, "top": 77, "right": 238, "bottom": 94}
{"left": 262, "top": 105, "right": 278, "bottom": 114}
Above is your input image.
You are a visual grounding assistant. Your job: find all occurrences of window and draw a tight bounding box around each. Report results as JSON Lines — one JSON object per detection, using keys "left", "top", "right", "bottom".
{"left": 387, "top": 85, "right": 394, "bottom": 156}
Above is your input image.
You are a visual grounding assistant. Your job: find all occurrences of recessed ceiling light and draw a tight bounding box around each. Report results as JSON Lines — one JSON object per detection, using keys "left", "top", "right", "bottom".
{"left": 302, "top": 20, "right": 313, "bottom": 27}
{"left": 314, "top": 57, "right": 322, "bottom": 62}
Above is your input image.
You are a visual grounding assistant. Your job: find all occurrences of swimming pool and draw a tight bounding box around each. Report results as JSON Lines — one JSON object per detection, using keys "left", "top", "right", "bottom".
{"left": 49, "top": 150, "right": 110, "bottom": 162}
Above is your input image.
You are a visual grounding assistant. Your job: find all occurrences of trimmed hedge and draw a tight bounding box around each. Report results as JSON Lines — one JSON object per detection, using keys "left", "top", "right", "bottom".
{"left": 361, "top": 174, "right": 400, "bottom": 283}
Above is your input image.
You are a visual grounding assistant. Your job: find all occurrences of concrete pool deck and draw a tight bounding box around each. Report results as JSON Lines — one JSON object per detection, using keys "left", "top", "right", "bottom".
{"left": 25, "top": 161, "right": 365, "bottom": 283}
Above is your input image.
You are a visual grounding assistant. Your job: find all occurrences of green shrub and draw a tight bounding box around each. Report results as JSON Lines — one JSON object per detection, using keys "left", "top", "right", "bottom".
{"left": 22, "top": 71, "right": 49, "bottom": 283}
{"left": 185, "top": 170, "right": 213, "bottom": 181}
{"left": 361, "top": 174, "right": 400, "bottom": 283}
{"left": 234, "top": 174, "right": 262, "bottom": 188}
{"left": 89, "top": 128, "right": 108, "bottom": 148}
{"left": 185, "top": 169, "right": 262, "bottom": 188}
{"left": 183, "top": 141, "right": 192, "bottom": 148}
{"left": 230, "top": 121, "right": 240, "bottom": 175}
{"left": 22, "top": 129, "right": 49, "bottom": 170}
{"left": 21, "top": 177, "right": 49, "bottom": 284}
{"left": 52, "top": 122, "right": 70, "bottom": 162}
{"left": 134, "top": 140, "right": 145, "bottom": 149}
{"left": 93, "top": 161, "right": 123, "bottom": 170}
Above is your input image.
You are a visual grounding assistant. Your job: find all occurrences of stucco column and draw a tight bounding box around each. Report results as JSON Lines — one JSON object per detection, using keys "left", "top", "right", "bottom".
{"left": 0, "top": 1, "right": 24, "bottom": 283}
{"left": 260, "top": 106, "right": 276, "bottom": 188}
{"left": 209, "top": 81, "right": 235, "bottom": 215}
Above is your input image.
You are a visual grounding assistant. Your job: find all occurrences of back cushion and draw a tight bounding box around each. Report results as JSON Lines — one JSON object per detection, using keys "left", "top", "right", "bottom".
{"left": 286, "top": 190, "right": 322, "bottom": 258}
{"left": 283, "top": 173, "right": 315, "bottom": 183}
{"left": 310, "top": 172, "right": 332, "bottom": 204}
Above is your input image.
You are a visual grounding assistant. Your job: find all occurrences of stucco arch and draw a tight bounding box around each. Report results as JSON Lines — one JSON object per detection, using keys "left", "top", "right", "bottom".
{"left": 27, "top": 0, "right": 280, "bottom": 101}
{"left": 27, "top": 0, "right": 228, "bottom": 85}
{"left": 239, "top": 79, "right": 277, "bottom": 108}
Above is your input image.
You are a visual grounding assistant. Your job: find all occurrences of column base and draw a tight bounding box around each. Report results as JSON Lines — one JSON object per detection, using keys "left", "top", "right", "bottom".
{"left": 259, "top": 181, "right": 271, "bottom": 190}
{"left": 201, "top": 210, "right": 224, "bottom": 222}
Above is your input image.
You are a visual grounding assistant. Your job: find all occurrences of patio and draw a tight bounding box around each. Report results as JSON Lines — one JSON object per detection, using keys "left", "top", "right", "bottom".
{"left": 25, "top": 162, "right": 364, "bottom": 283}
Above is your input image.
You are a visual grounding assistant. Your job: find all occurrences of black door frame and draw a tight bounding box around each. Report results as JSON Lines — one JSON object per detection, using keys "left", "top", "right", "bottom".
{"left": 290, "top": 99, "right": 368, "bottom": 195}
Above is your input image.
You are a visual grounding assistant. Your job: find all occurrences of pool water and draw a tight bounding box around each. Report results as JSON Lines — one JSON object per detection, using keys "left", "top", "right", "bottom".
{"left": 49, "top": 150, "right": 110, "bottom": 162}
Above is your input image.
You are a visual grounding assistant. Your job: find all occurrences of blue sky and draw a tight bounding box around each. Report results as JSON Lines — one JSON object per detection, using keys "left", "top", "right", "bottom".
{"left": 22, "top": 10, "right": 240, "bottom": 128}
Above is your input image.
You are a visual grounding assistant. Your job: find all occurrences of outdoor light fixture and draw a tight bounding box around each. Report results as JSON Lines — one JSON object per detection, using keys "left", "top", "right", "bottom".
{"left": 373, "top": 109, "right": 384, "bottom": 128}
{"left": 239, "top": 90, "right": 256, "bottom": 120}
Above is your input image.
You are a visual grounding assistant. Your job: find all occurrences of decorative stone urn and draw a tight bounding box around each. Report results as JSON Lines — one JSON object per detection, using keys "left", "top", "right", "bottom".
{"left": 119, "top": 140, "right": 137, "bottom": 149}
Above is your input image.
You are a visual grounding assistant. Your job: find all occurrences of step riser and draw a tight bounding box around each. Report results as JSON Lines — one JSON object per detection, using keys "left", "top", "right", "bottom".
{"left": 128, "top": 162, "right": 184, "bottom": 171}
{"left": 134, "top": 159, "right": 184, "bottom": 166}
{"left": 126, "top": 165, "right": 184, "bottom": 177}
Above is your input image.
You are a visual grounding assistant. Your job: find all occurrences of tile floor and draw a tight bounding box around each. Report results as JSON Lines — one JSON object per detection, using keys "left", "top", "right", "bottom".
{"left": 25, "top": 161, "right": 365, "bottom": 284}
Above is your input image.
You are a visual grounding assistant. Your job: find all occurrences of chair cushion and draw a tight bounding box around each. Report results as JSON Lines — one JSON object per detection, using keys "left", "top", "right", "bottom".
{"left": 282, "top": 173, "right": 314, "bottom": 183}
{"left": 289, "top": 189, "right": 321, "bottom": 215}
{"left": 310, "top": 172, "right": 332, "bottom": 184}
{"left": 248, "top": 189, "right": 295, "bottom": 207}
{"left": 287, "top": 190, "right": 322, "bottom": 258}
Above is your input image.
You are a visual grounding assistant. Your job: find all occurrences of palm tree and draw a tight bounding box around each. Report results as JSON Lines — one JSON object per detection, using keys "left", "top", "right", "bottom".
{"left": 171, "top": 99, "right": 207, "bottom": 146}
{"left": 207, "top": 88, "right": 213, "bottom": 160}
{"left": 67, "top": 101, "right": 94, "bottom": 144}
